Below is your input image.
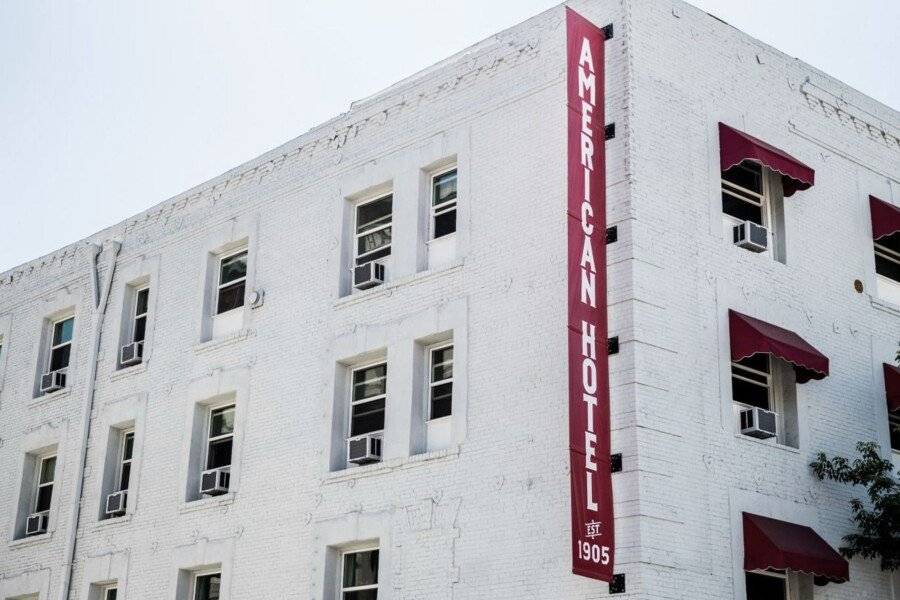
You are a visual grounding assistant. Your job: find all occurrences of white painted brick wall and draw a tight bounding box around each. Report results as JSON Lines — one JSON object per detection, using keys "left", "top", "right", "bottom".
{"left": 0, "top": 1, "right": 896, "bottom": 599}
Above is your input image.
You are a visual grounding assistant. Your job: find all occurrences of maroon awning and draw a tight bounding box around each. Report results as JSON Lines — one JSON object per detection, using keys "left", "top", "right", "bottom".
{"left": 729, "top": 310, "right": 829, "bottom": 383}
{"left": 885, "top": 363, "right": 900, "bottom": 414}
{"left": 719, "top": 122, "right": 815, "bottom": 197}
{"left": 743, "top": 513, "right": 849, "bottom": 585}
{"left": 870, "top": 195, "right": 900, "bottom": 241}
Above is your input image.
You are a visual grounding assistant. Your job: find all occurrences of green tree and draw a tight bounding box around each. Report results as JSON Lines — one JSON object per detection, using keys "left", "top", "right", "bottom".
{"left": 810, "top": 441, "right": 899, "bottom": 571}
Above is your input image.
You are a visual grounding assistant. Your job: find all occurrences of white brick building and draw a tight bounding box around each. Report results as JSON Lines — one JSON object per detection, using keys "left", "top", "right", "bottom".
{"left": 1, "top": 1, "right": 898, "bottom": 599}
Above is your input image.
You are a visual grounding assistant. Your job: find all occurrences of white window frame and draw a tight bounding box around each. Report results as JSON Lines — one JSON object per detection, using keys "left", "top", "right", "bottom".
{"left": 340, "top": 547, "right": 379, "bottom": 599}
{"left": 102, "top": 585, "right": 118, "bottom": 600}
{"left": 47, "top": 315, "right": 74, "bottom": 374}
{"left": 131, "top": 285, "right": 150, "bottom": 343}
{"left": 745, "top": 569, "right": 794, "bottom": 600}
{"left": 190, "top": 569, "right": 222, "bottom": 600}
{"left": 722, "top": 163, "right": 775, "bottom": 246}
{"left": 353, "top": 194, "right": 393, "bottom": 267}
{"left": 731, "top": 357, "right": 772, "bottom": 411}
{"left": 205, "top": 405, "right": 235, "bottom": 471}
{"left": 427, "top": 342, "right": 454, "bottom": 420}
{"left": 430, "top": 167, "right": 458, "bottom": 240}
{"left": 117, "top": 429, "right": 135, "bottom": 492}
{"left": 349, "top": 362, "right": 387, "bottom": 438}
{"left": 875, "top": 240, "right": 900, "bottom": 304}
{"left": 215, "top": 249, "right": 248, "bottom": 315}
{"left": 34, "top": 453, "right": 56, "bottom": 514}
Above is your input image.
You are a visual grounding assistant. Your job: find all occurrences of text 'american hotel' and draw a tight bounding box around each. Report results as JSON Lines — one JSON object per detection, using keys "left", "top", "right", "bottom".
{"left": 0, "top": 1, "right": 898, "bottom": 599}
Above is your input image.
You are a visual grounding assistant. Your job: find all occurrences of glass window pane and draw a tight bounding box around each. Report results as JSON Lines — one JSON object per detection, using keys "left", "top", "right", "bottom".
{"left": 875, "top": 253, "right": 900, "bottom": 282}
{"left": 890, "top": 417, "right": 900, "bottom": 451}
{"left": 722, "top": 193, "right": 763, "bottom": 224}
{"left": 431, "top": 347, "right": 453, "bottom": 381}
{"left": 119, "top": 462, "right": 132, "bottom": 491}
{"left": 136, "top": 288, "right": 149, "bottom": 315}
{"left": 210, "top": 407, "right": 235, "bottom": 437}
{"left": 219, "top": 252, "right": 247, "bottom": 285}
{"left": 344, "top": 591, "right": 378, "bottom": 600}
{"left": 40, "top": 457, "right": 56, "bottom": 483}
{"left": 353, "top": 365, "right": 386, "bottom": 400}
{"left": 133, "top": 316, "right": 147, "bottom": 343}
{"left": 736, "top": 354, "right": 769, "bottom": 374}
{"left": 195, "top": 574, "right": 221, "bottom": 600}
{"left": 206, "top": 438, "right": 233, "bottom": 469}
{"left": 354, "top": 244, "right": 391, "bottom": 267}
{"left": 723, "top": 163, "right": 762, "bottom": 193}
{"left": 433, "top": 209, "right": 456, "bottom": 238}
{"left": 343, "top": 550, "right": 379, "bottom": 587}
{"left": 50, "top": 345, "right": 71, "bottom": 371}
{"left": 351, "top": 404, "right": 385, "bottom": 436}
{"left": 216, "top": 281, "right": 246, "bottom": 314}
{"left": 105, "top": 589, "right": 118, "bottom": 600}
{"left": 123, "top": 433, "right": 134, "bottom": 460}
{"left": 357, "top": 228, "right": 392, "bottom": 257}
{"left": 430, "top": 382, "right": 453, "bottom": 419}
{"left": 356, "top": 197, "right": 392, "bottom": 233}
{"left": 36, "top": 485, "right": 53, "bottom": 511}
{"left": 745, "top": 572, "right": 786, "bottom": 600}
{"left": 732, "top": 377, "right": 770, "bottom": 410}
{"left": 54, "top": 318, "right": 74, "bottom": 345}
{"left": 433, "top": 170, "right": 457, "bottom": 205}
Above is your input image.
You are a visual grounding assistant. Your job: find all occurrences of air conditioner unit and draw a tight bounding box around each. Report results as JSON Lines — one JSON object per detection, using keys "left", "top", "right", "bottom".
{"left": 25, "top": 511, "right": 49, "bottom": 536}
{"left": 353, "top": 261, "right": 385, "bottom": 290}
{"left": 740, "top": 406, "right": 777, "bottom": 439}
{"left": 40, "top": 370, "right": 66, "bottom": 394}
{"left": 105, "top": 490, "right": 128, "bottom": 516}
{"left": 120, "top": 341, "right": 144, "bottom": 366}
{"left": 733, "top": 220, "right": 768, "bottom": 252}
{"left": 199, "top": 466, "right": 231, "bottom": 496}
{"left": 347, "top": 433, "right": 383, "bottom": 465}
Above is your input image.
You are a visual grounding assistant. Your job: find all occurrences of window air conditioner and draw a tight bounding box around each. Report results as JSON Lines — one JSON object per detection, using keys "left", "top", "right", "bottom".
{"left": 120, "top": 341, "right": 144, "bottom": 366}
{"left": 40, "top": 370, "right": 66, "bottom": 394}
{"left": 740, "top": 406, "right": 777, "bottom": 439}
{"left": 347, "top": 433, "right": 383, "bottom": 465}
{"left": 25, "top": 511, "right": 49, "bottom": 536}
{"left": 353, "top": 261, "right": 385, "bottom": 290}
{"left": 733, "top": 220, "right": 768, "bottom": 252}
{"left": 105, "top": 490, "right": 128, "bottom": 516}
{"left": 199, "top": 466, "right": 231, "bottom": 496}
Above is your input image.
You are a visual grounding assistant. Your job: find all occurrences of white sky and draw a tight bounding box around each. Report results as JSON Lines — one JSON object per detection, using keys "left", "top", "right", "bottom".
{"left": 1, "top": 0, "right": 897, "bottom": 271}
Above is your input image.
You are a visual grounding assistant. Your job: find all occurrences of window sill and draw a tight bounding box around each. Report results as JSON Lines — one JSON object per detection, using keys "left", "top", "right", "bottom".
{"left": 8, "top": 531, "right": 53, "bottom": 549}
{"left": 734, "top": 433, "right": 800, "bottom": 454}
{"left": 335, "top": 261, "right": 464, "bottom": 309}
{"left": 324, "top": 445, "right": 460, "bottom": 484}
{"left": 92, "top": 513, "right": 133, "bottom": 530}
{"left": 109, "top": 362, "right": 147, "bottom": 382}
{"left": 193, "top": 329, "right": 254, "bottom": 355}
{"left": 870, "top": 295, "right": 900, "bottom": 317}
{"left": 178, "top": 492, "right": 236, "bottom": 514}
{"left": 29, "top": 387, "right": 72, "bottom": 408}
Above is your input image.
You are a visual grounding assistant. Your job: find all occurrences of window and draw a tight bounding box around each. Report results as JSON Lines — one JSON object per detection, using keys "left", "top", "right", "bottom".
{"left": 890, "top": 414, "right": 900, "bottom": 453}
{"left": 431, "top": 169, "right": 457, "bottom": 239}
{"left": 722, "top": 162, "right": 767, "bottom": 226}
{"left": 341, "top": 549, "right": 379, "bottom": 600}
{"left": 206, "top": 406, "right": 235, "bottom": 470}
{"left": 34, "top": 455, "right": 56, "bottom": 516}
{"left": 355, "top": 195, "right": 392, "bottom": 267}
{"left": 117, "top": 430, "right": 134, "bottom": 493}
{"left": 874, "top": 233, "right": 900, "bottom": 304}
{"left": 428, "top": 344, "right": 453, "bottom": 419}
{"left": 350, "top": 364, "right": 386, "bottom": 437}
{"left": 48, "top": 316, "right": 74, "bottom": 373}
{"left": 745, "top": 571, "right": 787, "bottom": 600}
{"left": 216, "top": 250, "right": 247, "bottom": 314}
{"left": 102, "top": 586, "right": 118, "bottom": 600}
{"left": 731, "top": 354, "right": 771, "bottom": 411}
{"left": 192, "top": 572, "right": 221, "bottom": 600}
{"left": 132, "top": 287, "right": 149, "bottom": 343}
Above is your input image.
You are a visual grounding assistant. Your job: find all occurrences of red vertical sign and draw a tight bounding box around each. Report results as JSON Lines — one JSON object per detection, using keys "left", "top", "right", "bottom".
{"left": 566, "top": 8, "right": 613, "bottom": 582}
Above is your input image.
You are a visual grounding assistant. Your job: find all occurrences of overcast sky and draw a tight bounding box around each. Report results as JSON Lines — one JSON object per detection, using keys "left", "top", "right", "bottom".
{"left": 1, "top": 0, "right": 897, "bottom": 271}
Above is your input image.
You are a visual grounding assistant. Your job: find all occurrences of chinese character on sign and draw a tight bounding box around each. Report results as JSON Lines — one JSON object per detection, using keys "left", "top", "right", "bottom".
{"left": 586, "top": 520, "right": 603, "bottom": 540}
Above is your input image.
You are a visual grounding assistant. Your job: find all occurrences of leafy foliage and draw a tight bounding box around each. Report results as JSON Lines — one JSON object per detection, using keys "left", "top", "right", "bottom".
{"left": 810, "top": 441, "right": 899, "bottom": 571}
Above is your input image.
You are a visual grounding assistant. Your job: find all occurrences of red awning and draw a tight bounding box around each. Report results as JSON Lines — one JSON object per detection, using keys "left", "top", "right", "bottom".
{"left": 729, "top": 310, "right": 829, "bottom": 383}
{"left": 885, "top": 363, "right": 900, "bottom": 414}
{"left": 870, "top": 195, "right": 900, "bottom": 241}
{"left": 743, "top": 513, "right": 849, "bottom": 585}
{"left": 719, "top": 123, "right": 815, "bottom": 197}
